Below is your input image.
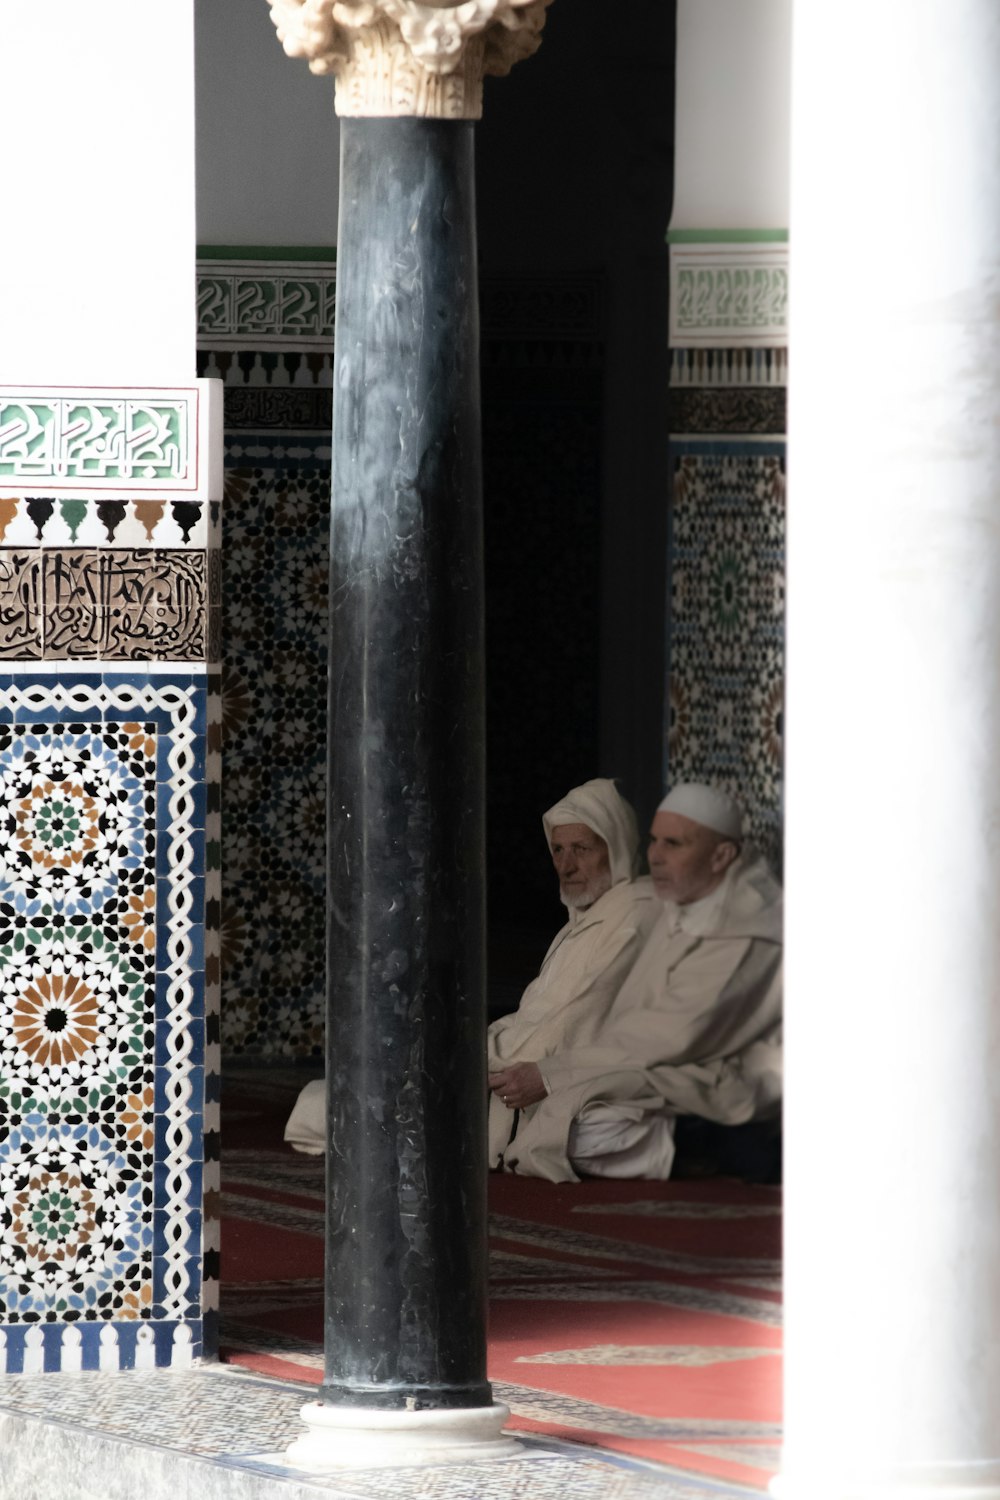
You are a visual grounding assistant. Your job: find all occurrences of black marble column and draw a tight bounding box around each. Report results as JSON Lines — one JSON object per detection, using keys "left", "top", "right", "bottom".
{"left": 322, "top": 118, "right": 490, "bottom": 1413}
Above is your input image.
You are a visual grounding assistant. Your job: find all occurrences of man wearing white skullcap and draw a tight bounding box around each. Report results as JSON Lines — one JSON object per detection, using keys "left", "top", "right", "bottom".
{"left": 491, "top": 782, "right": 782, "bottom": 1182}
{"left": 486, "top": 778, "right": 658, "bottom": 1169}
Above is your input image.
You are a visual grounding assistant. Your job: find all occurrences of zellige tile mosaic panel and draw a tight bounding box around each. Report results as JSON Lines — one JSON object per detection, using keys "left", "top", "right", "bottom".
{"left": 0, "top": 675, "right": 213, "bottom": 1369}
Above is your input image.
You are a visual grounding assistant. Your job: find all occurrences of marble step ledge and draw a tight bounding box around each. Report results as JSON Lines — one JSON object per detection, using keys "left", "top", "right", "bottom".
{"left": 0, "top": 1367, "right": 681, "bottom": 1500}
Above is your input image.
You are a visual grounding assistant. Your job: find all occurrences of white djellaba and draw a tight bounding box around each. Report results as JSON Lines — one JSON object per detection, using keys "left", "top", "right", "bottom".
{"left": 487, "top": 778, "right": 661, "bottom": 1168}
{"left": 504, "top": 782, "right": 783, "bottom": 1183}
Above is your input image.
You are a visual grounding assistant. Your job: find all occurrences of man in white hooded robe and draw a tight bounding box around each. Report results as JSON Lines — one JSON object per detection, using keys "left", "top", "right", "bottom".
{"left": 487, "top": 777, "right": 658, "bottom": 1168}
{"left": 488, "top": 783, "right": 782, "bottom": 1182}
{"left": 284, "top": 776, "right": 656, "bottom": 1156}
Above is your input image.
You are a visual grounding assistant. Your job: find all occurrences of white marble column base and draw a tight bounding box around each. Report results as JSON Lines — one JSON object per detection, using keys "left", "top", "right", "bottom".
{"left": 772, "top": 1459, "right": 1000, "bottom": 1500}
{"left": 286, "top": 1400, "right": 521, "bottom": 1470}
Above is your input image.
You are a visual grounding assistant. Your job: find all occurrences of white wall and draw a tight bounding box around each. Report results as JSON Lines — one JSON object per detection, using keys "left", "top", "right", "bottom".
{"left": 672, "top": 0, "right": 791, "bottom": 231}
{"left": 195, "top": 0, "right": 339, "bottom": 247}
{"left": 0, "top": 1, "right": 196, "bottom": 384}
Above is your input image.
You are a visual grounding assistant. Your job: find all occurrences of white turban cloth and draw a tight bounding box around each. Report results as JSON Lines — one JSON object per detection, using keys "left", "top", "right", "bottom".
{"left": 542, "top": 778, "right": 641, "bottom": 886}
{"left": 657, "top": 782, "right": 744, "bottom": 841}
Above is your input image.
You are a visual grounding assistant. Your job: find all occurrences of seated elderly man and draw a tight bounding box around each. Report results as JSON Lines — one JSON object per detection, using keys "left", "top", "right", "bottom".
{"left": 284, "top": 775, "right": 655, "bottom": 1156}
{"left": 488, "top": 782, "right": 782, "bottom": 1181}
{"left": 487, "top": 777, "right": 658, "bottom": 1168}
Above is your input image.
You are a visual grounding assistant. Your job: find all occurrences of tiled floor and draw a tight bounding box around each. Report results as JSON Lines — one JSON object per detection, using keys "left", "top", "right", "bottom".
{"left": 0, "top": 1364, "right": 763, "bottom": 1498}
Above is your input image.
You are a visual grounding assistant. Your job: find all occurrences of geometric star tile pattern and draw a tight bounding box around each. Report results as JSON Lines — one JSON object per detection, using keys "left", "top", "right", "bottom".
{"left": 0, "top": 675, "right": 214, "bottom": 1367}
{"left": 220, "top": 457, "right": 329, "bottom": 1058}
{"left": 666, "top": 441, "right": 785, "bottom": 872}
{"left": 0, "top": 722, "right": 151, "bottom": 919}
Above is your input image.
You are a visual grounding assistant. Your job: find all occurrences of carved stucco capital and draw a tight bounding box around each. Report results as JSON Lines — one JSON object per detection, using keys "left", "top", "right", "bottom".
{"left": 267, "top": 0, "right": 552, "bottom": 119}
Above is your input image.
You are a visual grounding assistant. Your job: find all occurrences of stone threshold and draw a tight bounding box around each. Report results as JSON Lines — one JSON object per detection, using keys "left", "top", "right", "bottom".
{"left": 0, "top": 1364, "right": 723, "bottom": 1500}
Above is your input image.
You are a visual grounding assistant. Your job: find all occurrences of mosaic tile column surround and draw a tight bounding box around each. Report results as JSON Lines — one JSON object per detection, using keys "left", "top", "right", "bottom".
{"left": 666, "top": 235, "right": 787, "bottom": 870}
{"left": 197, "top": 254, "right": 335, "bottom": 1061}
{"left": 0, "top": 382, "right": 224, "bottom": 1372}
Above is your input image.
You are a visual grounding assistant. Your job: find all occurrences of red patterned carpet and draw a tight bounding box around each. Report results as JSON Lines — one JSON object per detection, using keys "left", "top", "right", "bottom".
{"left": 220, "top": 1070, "right": 782, "bottom": 1492}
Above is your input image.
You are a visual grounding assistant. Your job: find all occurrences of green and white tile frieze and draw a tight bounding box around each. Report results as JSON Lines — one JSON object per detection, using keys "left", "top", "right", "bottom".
{"left": 0, "top": 384, "right": 223, "bottom": 500}
{"left": 670, "top": 243, "right": 788, "bottom": 348}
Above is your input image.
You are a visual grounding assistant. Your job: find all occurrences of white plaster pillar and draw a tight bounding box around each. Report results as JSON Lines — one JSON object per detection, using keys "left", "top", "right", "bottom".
{"left": 672, "top": 0, "right": 791, "bottom": 234}
{"left": 783, "top": 2, "right": 1000, "bottom": 1497}
{"left": 0, "top": 3, "right": 195, "bottom": 384}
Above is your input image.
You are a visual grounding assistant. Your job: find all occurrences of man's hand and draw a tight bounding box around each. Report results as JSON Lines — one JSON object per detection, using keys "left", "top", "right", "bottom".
{"left": 488, "top": 1062, "right": 547, "bottom": 1111}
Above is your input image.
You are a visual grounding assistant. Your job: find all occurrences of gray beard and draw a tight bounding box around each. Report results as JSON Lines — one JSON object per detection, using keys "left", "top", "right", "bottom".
{"left": 559, "top": 872, "right": 613, "bottom": 912}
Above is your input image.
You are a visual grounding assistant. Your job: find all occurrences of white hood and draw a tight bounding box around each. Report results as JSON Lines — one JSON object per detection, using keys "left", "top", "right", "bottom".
{"left": 541, "top": 778, "right": 640, "bottom": 886}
